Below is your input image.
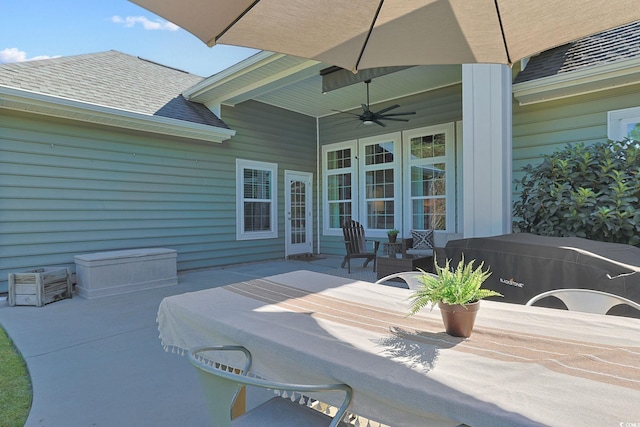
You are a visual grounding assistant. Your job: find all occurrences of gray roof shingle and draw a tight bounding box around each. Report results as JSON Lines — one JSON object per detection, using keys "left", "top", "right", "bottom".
{"left": 514, "top": 20, "right": 640, "bottom": 83}
{"left": 0, "top": 50, "right": 229, "bottom": 129}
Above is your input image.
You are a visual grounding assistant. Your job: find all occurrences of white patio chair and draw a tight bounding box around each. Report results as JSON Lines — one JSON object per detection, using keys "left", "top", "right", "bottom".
{"left": 375, "top": 271, "right": 438, "bottom": 290}
{"left": 189, "top": 345, "right": 352, "bottom": 427}
{"left": 525, "top": 289, "right": 640, "bottom": 315}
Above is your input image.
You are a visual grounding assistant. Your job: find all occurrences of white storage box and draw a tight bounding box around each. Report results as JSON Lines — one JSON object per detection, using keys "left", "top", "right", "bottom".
{"left": 74, "top": 248, "right": 177, "bottom": 299}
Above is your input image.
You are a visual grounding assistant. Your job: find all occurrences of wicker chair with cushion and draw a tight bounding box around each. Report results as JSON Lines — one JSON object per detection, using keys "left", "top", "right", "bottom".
{"left": 340, "top": 220, "right": 380, "bottom": 273}
{"left": 403, "top": 230, "right": 435, "bottom": 257}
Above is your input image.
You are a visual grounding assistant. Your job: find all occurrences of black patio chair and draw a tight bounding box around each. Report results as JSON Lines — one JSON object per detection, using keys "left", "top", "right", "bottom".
{"left": 340, "top": 220, "right": 379, "bottom": 273}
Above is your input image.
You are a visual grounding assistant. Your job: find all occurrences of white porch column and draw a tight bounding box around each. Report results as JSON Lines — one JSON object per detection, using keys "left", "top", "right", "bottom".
{"left": 461, "top": 64, "right": 512, "bottom": 238}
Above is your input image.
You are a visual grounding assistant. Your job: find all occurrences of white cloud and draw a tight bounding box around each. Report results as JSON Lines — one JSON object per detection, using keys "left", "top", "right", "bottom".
{"left": 111, "top": 15, "right": 179, "bottom": 31}
{"left": 0, "top": 47, "right": 27, "bottom": 63}
{"left": 0, "top": 48, "right": 57, "bottom": 63}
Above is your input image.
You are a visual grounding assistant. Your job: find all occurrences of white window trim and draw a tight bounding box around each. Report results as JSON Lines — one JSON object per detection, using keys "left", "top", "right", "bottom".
{"left": 358, "top": 132, "right": 402, "bottom": 238}
{"left": 322, "top": 140, "right": 357, "bottom": 236}
{"left": 455, "top": 120, "right": 463, "bottom": 235}
{"left": 608, "top": 106, "right": 640, "bottom": 141}
{"left": 236, "top": 159, "right": 278, "bottom": 240}
{"left": 402, "top": 123, "right": 456, "bottom": 234}
{"left": 322, "top": 124, "right": 459, "bottom": 238}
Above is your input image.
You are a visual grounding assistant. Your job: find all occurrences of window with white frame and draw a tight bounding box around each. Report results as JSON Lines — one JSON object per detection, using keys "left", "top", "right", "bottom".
{"left": 359, "top": 134, "right": 401, "bottom": 232}
{"left": 322, "top": 126, "right": 456, "bottom": 237}
{"left": 236, "top": 159, "right": 278, "bottom": 240}
{"left": 608, "top": 106, "right": 640, "bottom": 142}
{"left": 323, "top": 142, "right": 356, "bottom": 232}
{"left": 403, "top": 124, "right": 455, "bottom": 232}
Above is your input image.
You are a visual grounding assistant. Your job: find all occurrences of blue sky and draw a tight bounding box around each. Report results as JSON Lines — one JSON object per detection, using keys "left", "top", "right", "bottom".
{"left": 0, "top": 0, "right": 259, "bottom": 77}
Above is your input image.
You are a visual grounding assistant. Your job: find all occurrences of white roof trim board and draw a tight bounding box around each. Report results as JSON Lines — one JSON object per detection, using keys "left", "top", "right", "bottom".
{"left": 0, "top": 86, "right": 236, "bottom": 143}
{"left": 512, "top": 57, "right": 640, "bottom": 105}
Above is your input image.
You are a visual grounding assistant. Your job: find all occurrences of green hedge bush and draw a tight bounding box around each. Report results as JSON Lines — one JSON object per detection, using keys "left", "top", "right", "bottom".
{"left": 513, "top": 139, "right": 640, "bottom": 246}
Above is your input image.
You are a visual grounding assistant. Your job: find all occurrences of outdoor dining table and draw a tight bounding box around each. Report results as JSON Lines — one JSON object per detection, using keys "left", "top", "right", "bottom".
{"left": 157, "top": 270, "right": 640, "bottom": 426}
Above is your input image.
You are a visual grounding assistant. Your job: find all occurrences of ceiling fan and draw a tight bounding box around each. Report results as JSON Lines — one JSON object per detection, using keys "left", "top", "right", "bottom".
{"left": 336, "top": 79, "right": 416, "bottom": 127}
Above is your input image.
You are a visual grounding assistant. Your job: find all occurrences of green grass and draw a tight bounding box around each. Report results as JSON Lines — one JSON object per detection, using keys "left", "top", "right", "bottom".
{"left": 0, "top": 324, "right": 32, "bottom": 427}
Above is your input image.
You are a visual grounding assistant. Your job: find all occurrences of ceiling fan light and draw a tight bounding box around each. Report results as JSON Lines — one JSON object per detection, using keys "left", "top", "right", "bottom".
{"left": 363, "top": 120, "right": 374, "bottom": 125}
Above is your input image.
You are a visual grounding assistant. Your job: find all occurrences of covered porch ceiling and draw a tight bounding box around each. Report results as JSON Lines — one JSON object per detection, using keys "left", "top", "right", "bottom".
{"left": 184, "top": 52, "right": 462, "bottom": 118}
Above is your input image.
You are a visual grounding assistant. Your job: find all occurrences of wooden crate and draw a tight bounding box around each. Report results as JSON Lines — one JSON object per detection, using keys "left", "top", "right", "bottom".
{"left": 8, "top": 267, "right": 72, "bottom": 307}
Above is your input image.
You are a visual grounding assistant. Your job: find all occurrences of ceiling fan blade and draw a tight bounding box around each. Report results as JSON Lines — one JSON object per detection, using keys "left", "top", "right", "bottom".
{"left": 378, "top": 117, "right": 411, "bottom": 122}
{"left": 374, "top": 104, "right": 400, "bottom": 115}
{"left": 378, "top": 111, "right": 417, "bottom": 117}
{"left": 334, "top": 79, "right": 417, "bottom": 128}
{"left": 331, "top": 109, "right": 362, "bottom": 117}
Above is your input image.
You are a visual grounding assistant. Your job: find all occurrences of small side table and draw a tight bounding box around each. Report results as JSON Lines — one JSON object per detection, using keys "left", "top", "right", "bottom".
{"left": 377, "top": 254, "right": 434, "bottom": 281}
{"left": 382, "top": 242, "right": 403, "bottom": 257}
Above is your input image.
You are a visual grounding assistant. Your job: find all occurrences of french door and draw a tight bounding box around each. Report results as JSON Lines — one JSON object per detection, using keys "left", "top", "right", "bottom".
{"left": 285, "top": 170, "right": 313, "bottom": 257}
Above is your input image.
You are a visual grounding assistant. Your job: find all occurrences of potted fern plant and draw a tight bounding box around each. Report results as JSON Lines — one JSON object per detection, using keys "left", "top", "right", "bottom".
{"left": 408, "top": 257, "right": 502, "bottom": 337}
{"left": 387, "top": 229, "right": 399, "bottom": 243}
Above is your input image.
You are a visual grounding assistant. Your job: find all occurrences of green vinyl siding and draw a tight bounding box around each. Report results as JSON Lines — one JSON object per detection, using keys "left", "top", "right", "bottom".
{"left": 512, "top": 82, "right": 640, "bottom": 198}
{"left": 222, "top": 100, "right": 318, "bottom": 253}
{"left": 0, "top": 101, "right": 316, "bottom": 292}
{"left": 317, "top": 84, "right": 463, "bottom": 255}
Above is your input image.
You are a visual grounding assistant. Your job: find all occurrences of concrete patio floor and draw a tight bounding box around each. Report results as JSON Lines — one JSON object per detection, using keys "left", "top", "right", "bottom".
{"left": 0, "top": 256, "right": 378, "bottom": 427}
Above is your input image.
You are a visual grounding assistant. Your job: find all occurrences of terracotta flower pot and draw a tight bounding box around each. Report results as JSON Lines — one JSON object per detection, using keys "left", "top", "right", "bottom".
{"left": 388, "top": 234, "right": 397, "bottom": 243}
{"left": 438, "top": 301, "right": 480, "bottom": 338}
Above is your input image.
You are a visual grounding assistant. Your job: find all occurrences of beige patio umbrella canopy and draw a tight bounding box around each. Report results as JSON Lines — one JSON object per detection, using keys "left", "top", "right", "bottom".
{"left": 132, "top": 0, "right": 640, "bottom": 71}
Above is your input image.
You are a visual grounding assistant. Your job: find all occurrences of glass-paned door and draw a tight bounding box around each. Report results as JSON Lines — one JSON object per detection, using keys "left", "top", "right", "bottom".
{"left": 285, "top": 171, "right": 313, "bottom": 257}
